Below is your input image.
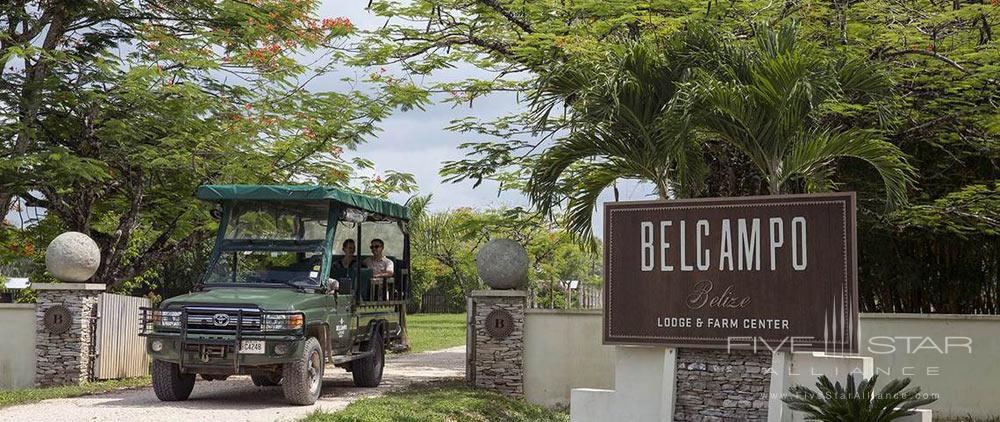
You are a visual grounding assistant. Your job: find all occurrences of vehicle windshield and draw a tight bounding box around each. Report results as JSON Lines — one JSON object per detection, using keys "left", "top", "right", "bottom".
{"left": 205, "top": 250, "right": 323, "bottom": 287}
{"left": 226, "top": 201, "right": 328, "bottom": 241}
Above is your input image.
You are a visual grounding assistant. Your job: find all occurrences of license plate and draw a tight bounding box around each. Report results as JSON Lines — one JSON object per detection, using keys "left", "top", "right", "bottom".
{"left": 239, "top": 340, "right": 265, "bottom": 354}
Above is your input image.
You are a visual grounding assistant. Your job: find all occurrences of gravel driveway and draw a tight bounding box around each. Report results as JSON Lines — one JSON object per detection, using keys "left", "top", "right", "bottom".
{"left": 1, "top": 346, "right": 465, "bottom": 422}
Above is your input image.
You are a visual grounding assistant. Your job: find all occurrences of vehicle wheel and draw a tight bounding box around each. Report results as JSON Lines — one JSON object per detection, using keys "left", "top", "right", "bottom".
{"left": 352, "top": 328, "right": 384, "bottom": 388}
{"left": 251, "top": 373, "right": 283, "bottom": 386}
{"left": 282, "top": 337, "right": 324, "bottom": 405}
{"left": 152, "top": 360, "right": 195, "bottom": 401}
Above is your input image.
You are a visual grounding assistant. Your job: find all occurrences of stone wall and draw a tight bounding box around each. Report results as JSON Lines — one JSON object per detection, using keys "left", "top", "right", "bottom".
{"left": 470, "top": 290, "right": 525, "bottom": 397}
{"left": 34, "top": 285, "right": 102, "bottom": 387}
{"left": 673, "top": 349, "right": 772, "bottom": 421}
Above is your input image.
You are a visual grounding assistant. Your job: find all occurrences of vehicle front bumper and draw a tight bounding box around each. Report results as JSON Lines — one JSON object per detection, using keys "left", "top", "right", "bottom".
{"left": 146, "top": 332, "right": 305, "bottom": 372}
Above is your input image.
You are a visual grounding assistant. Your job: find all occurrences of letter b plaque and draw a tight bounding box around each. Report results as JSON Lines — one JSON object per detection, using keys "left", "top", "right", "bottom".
{"left": 484, "top": 308, "right": 514, "bottom": 339}
{"left": 43, "top": 305, "right": 73, "bottom": 334}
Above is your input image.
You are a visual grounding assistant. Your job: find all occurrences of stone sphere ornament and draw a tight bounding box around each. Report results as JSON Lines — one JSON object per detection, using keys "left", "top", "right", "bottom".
{"left": 45, "top": 231, "right": 101, "bottom": 282}
{"left": 476, "top": 239, "right": 528, "bottom": 290}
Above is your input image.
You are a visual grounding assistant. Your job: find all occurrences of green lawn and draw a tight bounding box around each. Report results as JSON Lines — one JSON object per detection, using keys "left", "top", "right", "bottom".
{"left": 0, "top": 376, "right": 150, "bottom": 409}
{"left": 402, "top": 313, "right": 466, "bottom": 354}
{"left": 302, "top": 382, "right": 568, "bottom": 422}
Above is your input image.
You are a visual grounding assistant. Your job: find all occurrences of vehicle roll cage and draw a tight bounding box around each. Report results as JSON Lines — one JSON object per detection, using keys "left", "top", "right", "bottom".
{"left": 194, "top": 185, "right": 411, "bottom": 304}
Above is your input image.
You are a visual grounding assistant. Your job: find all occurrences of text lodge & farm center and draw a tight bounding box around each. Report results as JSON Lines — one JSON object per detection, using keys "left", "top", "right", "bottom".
{"left": 603, "top": 193, "right": 858, "bottom": 352}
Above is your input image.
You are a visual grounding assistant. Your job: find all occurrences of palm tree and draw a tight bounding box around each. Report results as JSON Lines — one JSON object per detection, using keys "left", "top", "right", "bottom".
{"left": 527, "top": 23, "right": 915, "bottom": 241}
{"left": 526, "top": 29, "right": 719, "bottom": 239}
{"left": 680, "top": 22, "right": 915, "bottom": 204}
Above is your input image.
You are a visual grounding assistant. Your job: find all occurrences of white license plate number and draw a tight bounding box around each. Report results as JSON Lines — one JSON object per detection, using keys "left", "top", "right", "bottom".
{"left": 239, "top": 340, "right": 265, "bottom": 354}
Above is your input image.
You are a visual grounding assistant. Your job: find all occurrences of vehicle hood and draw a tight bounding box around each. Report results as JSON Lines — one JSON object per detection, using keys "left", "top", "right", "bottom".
{"left": 161, "top": 287, "right": 314, "bottom": 311}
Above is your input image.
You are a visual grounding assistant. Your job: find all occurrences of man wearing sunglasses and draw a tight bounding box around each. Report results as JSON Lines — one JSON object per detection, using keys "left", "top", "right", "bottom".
{"left": 364, "top": 238, "right": 395, "bottom": 300}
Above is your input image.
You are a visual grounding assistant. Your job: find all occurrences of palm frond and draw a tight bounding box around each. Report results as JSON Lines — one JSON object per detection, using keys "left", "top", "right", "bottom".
{"left": 526, "top": 132, "right": 607, "bottom": 216}
{"left": 783, "top": 129, "right": 915, "bottom": 207}
{"left": 783, "top": 375, "right": 936, "bottom": 422}
{"left": 563, "top": 163, "right": 632, "bottom": 243}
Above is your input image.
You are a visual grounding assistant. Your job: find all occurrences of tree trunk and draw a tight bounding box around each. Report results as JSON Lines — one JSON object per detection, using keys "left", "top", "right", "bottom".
{"left": 1, "top": 4, "right": 70, "bottom": 215}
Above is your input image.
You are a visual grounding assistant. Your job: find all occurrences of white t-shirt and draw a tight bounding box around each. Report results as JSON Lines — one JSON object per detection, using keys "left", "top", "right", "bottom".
{"left": 364, "top": 256, "right": 394, "bottom": 278}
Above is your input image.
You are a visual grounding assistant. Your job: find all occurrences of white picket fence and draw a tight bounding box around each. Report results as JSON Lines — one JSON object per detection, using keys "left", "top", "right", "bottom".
{"left": 528, "top": 282, "right": 603, "bottom": 309}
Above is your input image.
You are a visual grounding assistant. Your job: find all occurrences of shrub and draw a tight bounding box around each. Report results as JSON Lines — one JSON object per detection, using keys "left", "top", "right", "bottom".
{"left": 782, "top": 374, "right": 936, "bottom": 421}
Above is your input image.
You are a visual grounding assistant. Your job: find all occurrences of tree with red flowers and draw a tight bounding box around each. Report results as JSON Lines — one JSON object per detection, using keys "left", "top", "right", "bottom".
{"left": 0, "top": 1, "right": 421, "bottom": 289}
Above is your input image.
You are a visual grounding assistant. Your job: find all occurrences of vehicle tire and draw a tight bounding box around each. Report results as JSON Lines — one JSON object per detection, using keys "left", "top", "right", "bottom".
{"left": 251, "top": 373, "right": 282, "bottom": 387}
{"left": 152, "top": 359, "right": 195, "bottom": 401}
{"left": 281, "top": 337, "right": 324, "bottom": 405}
{"left": 352, "top": 327, "right": 384, "bottom": 388}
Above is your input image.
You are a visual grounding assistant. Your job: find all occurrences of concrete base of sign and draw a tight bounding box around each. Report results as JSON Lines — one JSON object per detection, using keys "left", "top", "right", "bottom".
{"left": 895, "top": 410, "right": 932, "bottom": 422}
{"left": 570, "top": 346, "right": 677, "bottom": 422}
{"left": 570, "top": 347, "right": 929, "bottom": 422}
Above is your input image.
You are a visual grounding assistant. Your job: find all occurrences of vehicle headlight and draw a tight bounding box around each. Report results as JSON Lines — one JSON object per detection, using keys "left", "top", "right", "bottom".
{"left": 152, "top": 310, "right": 182, "bottom": 329}
{"left": 262, "top": 314, "right": 304, "bottom": 331}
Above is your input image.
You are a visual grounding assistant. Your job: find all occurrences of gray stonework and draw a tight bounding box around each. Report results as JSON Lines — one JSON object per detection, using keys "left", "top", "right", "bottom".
{"left": 34, "top": 287, "right": 102, "bottom": 387}
{"left": 468, "top": 290, "right": 525, "bottom": 397}
{"left": 673, "top": 349, "right": 772, "bottom": 421}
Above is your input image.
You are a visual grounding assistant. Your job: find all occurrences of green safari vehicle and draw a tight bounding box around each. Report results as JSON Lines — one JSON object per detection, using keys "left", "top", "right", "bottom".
{"left": 140, "top": 185, "right": 412, "bottom": 405}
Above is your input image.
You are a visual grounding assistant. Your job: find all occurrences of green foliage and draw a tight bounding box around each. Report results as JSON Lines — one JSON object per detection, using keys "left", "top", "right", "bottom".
{"left": 407, "top": 195, "right": 599, "bottom": 312}
{"left": 522, "top": 22, "right": 914, "bottom": 241}
{"left": 893, "top": 184, "right": 1000, "bottom": 237}
{"left": 1, "top": 2, "right": 420, "bottom": 290}
{"left": 680, "top": 22, "right": 915, "bottom": 204}
{"left": 782, "top": 375, "right": 936, "bottom": 422}
{"left": 0, "top": 377, "right": 150, "bottom": 409}
{"left": 302, "top": 383, "right": 568, "bottom": 422}
{"left": 366, "top": 0, "right": 1000, "bottom": 313}
{"left": 524, "top": 35, "right": 707, "bottom": 240}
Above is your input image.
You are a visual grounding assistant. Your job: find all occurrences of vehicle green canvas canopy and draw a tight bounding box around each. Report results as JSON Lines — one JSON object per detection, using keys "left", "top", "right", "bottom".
{"left": 196, "top": 184, "right": 410, "bottom": 221}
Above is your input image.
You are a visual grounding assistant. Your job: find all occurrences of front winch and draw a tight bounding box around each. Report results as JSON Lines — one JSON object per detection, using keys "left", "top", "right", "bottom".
{"left": 200, "top": 345, "right": 226, "bottom": 362}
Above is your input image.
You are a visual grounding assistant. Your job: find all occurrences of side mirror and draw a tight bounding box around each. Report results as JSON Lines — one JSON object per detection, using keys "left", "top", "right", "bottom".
{"left": 328, "top": 278, "right": 352, "bottom": 294}
{"left": 326, "top": 278, "right": 340, "bottom": 294}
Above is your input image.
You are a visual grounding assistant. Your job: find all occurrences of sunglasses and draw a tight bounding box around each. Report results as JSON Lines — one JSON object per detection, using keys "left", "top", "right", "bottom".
{"left": 370, "top": 245, "right": 383, "bottom": 249}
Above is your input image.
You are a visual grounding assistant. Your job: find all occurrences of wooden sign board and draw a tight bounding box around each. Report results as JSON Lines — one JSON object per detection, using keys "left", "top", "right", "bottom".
{"left": 603, "top": 193, "right": 858, "bottom": 353}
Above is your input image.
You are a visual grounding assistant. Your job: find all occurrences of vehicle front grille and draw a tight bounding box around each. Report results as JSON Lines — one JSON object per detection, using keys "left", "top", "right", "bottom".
{"left": 183, "top": 307, "right": 261, "bottom": 334}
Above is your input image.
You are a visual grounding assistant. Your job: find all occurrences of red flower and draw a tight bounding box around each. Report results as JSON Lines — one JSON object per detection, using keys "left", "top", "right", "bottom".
{"left": 244, "top": 103, "right": 253, "bottom": 110}
{"left": 321, "top": 17, "right": 353, "bottom": 31}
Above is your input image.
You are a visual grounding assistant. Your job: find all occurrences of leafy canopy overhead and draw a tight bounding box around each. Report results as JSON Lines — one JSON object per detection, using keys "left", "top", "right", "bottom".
{"left": 360, "top": 0, "right": 999, "bottom": 313}
{"left": 0, "top": 1, "right": 422, "bottom": 288}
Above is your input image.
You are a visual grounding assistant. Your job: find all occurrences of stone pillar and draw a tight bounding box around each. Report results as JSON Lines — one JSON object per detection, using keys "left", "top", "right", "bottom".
{"left": 33, "top": 283, "right": 105, "bottom": 387}
{"left": 467, "top": 290, "right": 526, "bottom": 397}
